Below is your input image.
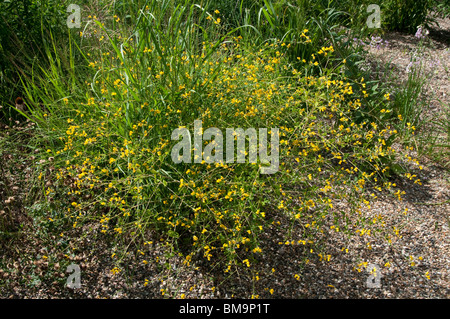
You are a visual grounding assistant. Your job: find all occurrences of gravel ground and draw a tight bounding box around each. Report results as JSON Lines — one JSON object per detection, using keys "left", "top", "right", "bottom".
{"left": 1, "top": 15, "right": 449, "bottom": 299}
{"left": 366, "top": 15, "right": 449, "bottom": 115}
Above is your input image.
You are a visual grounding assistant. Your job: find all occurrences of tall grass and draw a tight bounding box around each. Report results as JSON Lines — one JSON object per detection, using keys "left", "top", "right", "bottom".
{"left": 0, "top": 0, "right": 70, "bottom": 117}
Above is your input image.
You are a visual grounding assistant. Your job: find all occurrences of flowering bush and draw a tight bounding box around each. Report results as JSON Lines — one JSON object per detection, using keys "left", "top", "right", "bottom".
{"left": 17, "top": 1, "right": 424, "bottom": 282}
{"left": 0, "top": 0, "right": 434, "bottom": 298}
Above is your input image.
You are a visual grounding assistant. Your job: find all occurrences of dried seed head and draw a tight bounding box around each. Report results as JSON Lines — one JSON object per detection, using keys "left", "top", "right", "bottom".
{"left": 15, "top": 97, "right": 25, "bottom": 112}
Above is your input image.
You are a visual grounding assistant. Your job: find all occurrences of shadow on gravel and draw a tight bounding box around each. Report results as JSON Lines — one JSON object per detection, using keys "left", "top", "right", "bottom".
{"left": 428, "top": 22, "right": 450, "bottom": 47}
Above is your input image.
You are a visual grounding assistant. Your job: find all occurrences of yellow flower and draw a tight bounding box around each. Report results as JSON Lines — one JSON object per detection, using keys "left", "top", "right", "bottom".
{"left": 111, "top": 267, "right": 121, "bottom": 275}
